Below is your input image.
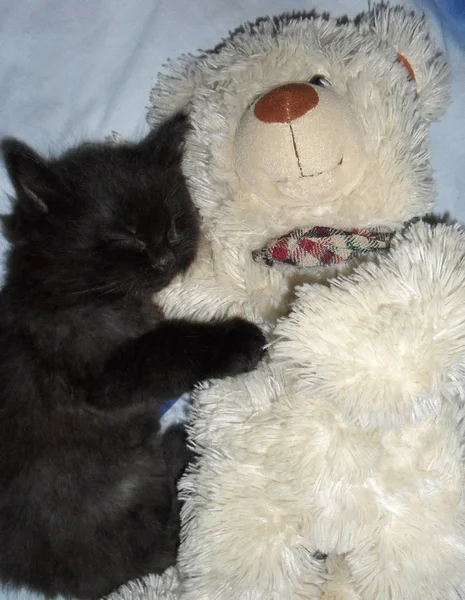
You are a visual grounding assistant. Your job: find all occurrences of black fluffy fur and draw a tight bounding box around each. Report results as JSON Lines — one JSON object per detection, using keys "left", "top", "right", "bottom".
{"left": 0, "top": 114, "right": 266, "bottom": 599}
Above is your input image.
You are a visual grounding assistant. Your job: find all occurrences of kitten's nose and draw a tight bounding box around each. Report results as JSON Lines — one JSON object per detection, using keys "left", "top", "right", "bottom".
{"left": 153, "top": 249, "right": 176, "bottom": 271}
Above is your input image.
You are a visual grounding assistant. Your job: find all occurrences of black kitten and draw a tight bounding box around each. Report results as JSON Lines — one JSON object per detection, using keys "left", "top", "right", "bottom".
{"left": 0, "top": 114, "right": 266, "bottom": 599}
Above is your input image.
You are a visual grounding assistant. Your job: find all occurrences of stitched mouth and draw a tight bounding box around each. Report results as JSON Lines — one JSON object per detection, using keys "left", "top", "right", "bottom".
{"left": 289, "top": 122, "right": 343, "bottom": 179}
{"left": 277, "top": 157, "right": 343, "bottom": 183}
{"left": 303, "top": 156, "right": 343, "bottom": 178}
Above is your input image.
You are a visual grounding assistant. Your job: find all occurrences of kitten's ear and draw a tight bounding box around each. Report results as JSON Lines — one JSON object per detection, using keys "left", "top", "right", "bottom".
{"left": 144, "top": 112, "right": 190, "bottom": 169}
{"left": 2, "top": 138, "right": 61, "bottom": 214}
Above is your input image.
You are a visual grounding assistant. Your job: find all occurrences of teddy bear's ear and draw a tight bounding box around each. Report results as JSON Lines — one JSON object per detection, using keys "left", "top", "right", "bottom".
{"left": 147, "top": 55, "right": 200, "bottom": 128}
{"left": 358, "top": 3, "right": 450, "bottom": 121}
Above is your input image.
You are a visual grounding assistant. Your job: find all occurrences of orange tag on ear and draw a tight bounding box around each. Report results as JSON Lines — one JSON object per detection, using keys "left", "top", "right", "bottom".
{"left": 396, "top": 52, "right": 416, "bottom": 81}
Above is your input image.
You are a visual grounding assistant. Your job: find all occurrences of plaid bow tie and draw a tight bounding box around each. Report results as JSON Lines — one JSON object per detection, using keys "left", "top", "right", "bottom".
{"left": 252, "top": 226, "right": 394, "bottom": 268}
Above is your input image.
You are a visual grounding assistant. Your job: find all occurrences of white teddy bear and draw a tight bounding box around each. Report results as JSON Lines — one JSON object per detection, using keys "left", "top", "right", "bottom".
{"left": 108, "top": 4, "right": 465, "bottom": 599}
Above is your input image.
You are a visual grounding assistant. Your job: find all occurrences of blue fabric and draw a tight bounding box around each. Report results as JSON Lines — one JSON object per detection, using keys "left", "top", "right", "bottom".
{"left": 430, "top": 0, "right": 465, "bottom": 48}
{"left": 411, "top": 0, "right": 464, "bottom": 49}
{"left": 159, "top": 396, "right": 181, "bottom": 417}
{"left": 407, "top": 0, "right": 465, "bottom": 223}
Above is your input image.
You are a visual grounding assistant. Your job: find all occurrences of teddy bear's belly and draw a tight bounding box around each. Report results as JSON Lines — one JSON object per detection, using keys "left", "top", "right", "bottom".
{"left": 263, "top": 398, "right": 465, "bottom": 556}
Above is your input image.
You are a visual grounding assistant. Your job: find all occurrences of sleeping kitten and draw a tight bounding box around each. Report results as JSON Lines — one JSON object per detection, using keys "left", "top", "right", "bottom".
{"left": 0, "top": 114, "right": 266, "bottom": 599}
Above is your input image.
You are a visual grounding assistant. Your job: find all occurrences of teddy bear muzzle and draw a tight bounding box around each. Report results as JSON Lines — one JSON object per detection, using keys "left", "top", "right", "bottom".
{"left": 234, "top": 82, "right": 368, "bottom": 201}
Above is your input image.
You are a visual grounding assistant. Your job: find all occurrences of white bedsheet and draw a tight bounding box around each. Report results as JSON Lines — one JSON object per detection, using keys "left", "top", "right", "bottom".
{"left": 0, "top": 1, "right": 463, "bottom": 598}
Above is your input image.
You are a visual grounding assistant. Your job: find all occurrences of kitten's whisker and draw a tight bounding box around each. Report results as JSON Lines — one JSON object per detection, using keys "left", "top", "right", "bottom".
{"left": 166, "top": 182, "right": 183, "bottom": 202}
{"left": 69, "top": 280, "right": 128, "bottom": 296}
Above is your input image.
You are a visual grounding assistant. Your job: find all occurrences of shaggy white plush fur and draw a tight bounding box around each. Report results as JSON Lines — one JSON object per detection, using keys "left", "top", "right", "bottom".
{"left": 178, "top": 221, "right": 465, "bottom": 599}
{"left": 105, "top": 4, "right": 460, "bottom": 600}
{"left": 104, "top": 567, "right": 181, "bottom": 600}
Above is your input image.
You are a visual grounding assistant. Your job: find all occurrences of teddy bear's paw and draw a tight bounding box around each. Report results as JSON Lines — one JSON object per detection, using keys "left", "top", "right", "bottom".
{"left": 273, "top": 221, "right": 465, "bottom": 429}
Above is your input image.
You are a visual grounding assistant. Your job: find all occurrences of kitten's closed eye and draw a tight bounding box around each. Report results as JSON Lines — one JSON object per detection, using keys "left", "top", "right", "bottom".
{"left": 105, "top": 234, "right": 146, "bottom": 252}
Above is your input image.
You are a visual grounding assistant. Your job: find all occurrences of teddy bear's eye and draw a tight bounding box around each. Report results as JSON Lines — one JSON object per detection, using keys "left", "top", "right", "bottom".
{"left": 309, "top": 75, "right": 332, "bottom": 87}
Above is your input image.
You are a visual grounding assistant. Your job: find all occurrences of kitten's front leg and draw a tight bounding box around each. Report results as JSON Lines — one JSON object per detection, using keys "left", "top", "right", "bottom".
{"left": 93, "top": 318, "right": 267, "bottom": 409}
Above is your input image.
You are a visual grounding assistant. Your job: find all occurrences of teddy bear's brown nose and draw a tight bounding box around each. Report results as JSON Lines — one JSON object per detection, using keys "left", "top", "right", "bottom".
{"left": 254, "top": 83, "right": 319, "bottom": 123}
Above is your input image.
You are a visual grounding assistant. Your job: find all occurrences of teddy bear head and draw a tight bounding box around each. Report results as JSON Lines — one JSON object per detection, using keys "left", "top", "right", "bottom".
{"left": 149, "top": 4, "right": 449, "bottom": 244}
{"left": 147, "top": 5, "right": 450, "bottom": 324}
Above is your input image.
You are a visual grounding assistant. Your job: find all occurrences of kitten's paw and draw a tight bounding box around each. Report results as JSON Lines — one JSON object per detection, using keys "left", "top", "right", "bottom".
{"left": 211, "top": 318, "right": 267, "bottom": 379}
